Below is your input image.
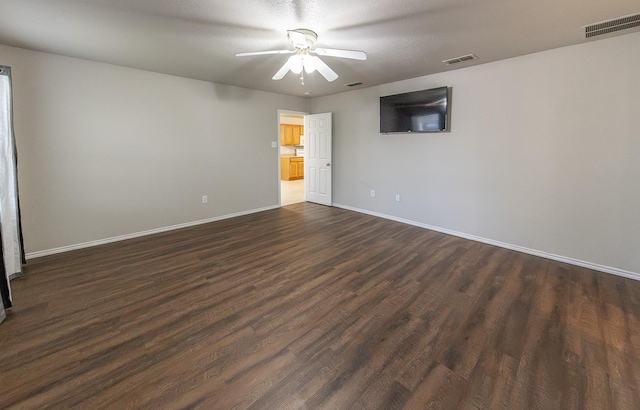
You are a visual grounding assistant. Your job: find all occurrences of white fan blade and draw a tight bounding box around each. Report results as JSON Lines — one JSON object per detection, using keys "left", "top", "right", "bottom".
{"left": 236, "top": 50, "right": 293, "bottom": 57}
{"left": 272, "top": 60, "right": 291, "bottom": 80}
{"left": 311, "top": 56, "right": 338, "bottom": 82}
{"left": 313, "top": 48, "right": 367, "bottom": 60}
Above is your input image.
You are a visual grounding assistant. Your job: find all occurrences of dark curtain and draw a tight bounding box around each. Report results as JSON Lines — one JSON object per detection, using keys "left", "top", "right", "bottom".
{"left": 0, "top": 227, "right": 11, "bottom": 309}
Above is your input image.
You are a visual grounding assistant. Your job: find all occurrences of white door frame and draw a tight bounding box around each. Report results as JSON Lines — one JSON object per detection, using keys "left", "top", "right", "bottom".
{"left": 277, "top": 109, "right": 308, "bottom": 207}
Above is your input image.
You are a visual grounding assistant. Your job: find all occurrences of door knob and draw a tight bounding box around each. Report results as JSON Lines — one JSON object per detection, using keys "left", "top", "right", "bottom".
{"left": 326, "top": 163, "right": 331, "bottom": 166}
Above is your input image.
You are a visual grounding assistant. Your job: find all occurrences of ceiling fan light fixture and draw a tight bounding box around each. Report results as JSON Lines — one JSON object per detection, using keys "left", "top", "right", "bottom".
{"left": 303, "top": 56, "right": 319, "bottom": 73}
{"left": 287, "top": 54, "right": 303, "bottom": 74}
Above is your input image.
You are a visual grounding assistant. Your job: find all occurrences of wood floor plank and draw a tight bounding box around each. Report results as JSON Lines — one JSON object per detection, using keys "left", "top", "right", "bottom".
{"left": 1, "top": 203, "right": 639, "bottom": 409}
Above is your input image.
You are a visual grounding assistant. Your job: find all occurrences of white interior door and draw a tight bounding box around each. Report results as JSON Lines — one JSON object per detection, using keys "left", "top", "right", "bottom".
{"left": 304, "top": 112, "right": 332, "bottom": 206}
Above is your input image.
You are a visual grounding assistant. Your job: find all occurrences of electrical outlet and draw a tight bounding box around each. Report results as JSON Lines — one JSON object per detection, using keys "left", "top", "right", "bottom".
{"left": 370, "top": 190, "right": 376, "bottom": 197}
{"left": 202, "top": 195, "right": 208, "bottom": 204}
{"left": 271, "top": 141, "right": 277, "bottom": 148}
{"left": 395, "top": 194, "right": 400, "bottom": 202}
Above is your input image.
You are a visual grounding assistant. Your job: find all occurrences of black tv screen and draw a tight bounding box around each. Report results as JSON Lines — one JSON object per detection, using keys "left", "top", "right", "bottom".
{"left": 380, "top": 86, "right": 450, "bottom": 133}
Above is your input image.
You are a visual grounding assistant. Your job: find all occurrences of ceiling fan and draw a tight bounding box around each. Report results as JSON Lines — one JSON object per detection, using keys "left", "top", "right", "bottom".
{"left": 235, "top": 29, "right": 367, "bottom": 84}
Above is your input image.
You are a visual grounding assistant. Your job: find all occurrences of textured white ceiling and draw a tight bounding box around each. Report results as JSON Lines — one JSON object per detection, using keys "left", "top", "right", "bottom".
{"left": 0, "top": 0, "right": 638, "bottom": 97}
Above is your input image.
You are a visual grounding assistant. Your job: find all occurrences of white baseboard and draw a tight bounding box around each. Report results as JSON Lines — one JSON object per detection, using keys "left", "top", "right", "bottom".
{"left": 26, "top": 202, "right": 640, "bottom": 282}
{"left": 26, "top": 205, "right": 279, "bottom": 260}
{"left": 333, "top": 203, "right": 640, "bottom": 282}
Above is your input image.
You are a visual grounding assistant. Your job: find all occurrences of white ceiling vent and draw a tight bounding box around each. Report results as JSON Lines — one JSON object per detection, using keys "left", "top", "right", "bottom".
{"left": 442, "top": 54, "right": 477, "bottom": 65}
{"left": 583, "top": 13, "right": 640, "bottom": 39}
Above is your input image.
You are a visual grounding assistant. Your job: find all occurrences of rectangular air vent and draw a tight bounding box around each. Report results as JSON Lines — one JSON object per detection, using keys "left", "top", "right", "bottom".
{"left": 583, "top": 13, "right": 640, "bottom": 39}
{"left": 442, "top": 54, "right": 477, "bottom": 65}
{"left": 346, "top": 82, "right": 364, "bottom": 87}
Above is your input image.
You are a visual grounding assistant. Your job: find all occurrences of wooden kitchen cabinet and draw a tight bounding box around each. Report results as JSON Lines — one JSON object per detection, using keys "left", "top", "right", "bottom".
{"left": 280, "top": 124, "right": 304, "bottom": 146}
{"left": 292, "top": 158, "right": 304, "bottom": 178}
{"left": 280, "top": 124, "right": 293, "bottom": 145}
{"left": 281, "top": 156, "right": 304, "bottom": 180}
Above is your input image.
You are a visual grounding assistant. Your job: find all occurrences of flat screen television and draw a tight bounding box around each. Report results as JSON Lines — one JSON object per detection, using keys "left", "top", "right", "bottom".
{"left": 380, "top": 86, "right": 450, "bottom": 133}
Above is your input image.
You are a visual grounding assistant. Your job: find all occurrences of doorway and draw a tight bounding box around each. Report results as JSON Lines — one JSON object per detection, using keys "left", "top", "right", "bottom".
{"left": 278, "top": 111, "right": 306, "bottom": 206}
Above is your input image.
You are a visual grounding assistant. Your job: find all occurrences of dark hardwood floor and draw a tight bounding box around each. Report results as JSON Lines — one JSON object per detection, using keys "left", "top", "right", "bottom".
{"left": 1, "top": 203, "right": 639, "bottom": 409}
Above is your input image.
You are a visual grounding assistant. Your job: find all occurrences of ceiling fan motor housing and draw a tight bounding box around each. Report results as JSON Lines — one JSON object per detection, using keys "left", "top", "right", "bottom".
{"left": 288, "top": 29, "right": 318, "bottom": 49}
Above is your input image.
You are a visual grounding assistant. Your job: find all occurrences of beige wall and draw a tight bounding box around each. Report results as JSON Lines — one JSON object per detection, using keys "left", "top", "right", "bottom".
{"left": 311, "top": 32, "right": 640, "bottom": 277}
{"left": 3, "top": 32, "right": 639, "bottom": 277}
{"left": 0, "top": 44, "right": 309, "bottom": 254}
{"left": 280, "top": 114, "right": 304, "bottom": 125}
